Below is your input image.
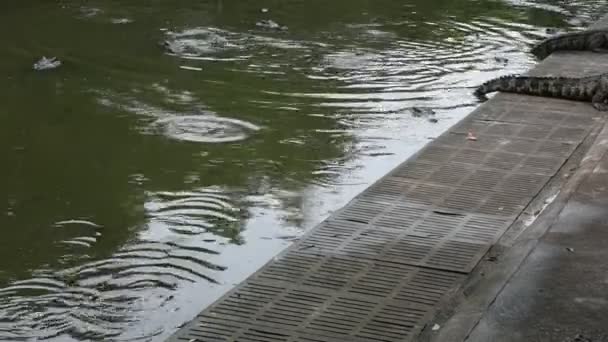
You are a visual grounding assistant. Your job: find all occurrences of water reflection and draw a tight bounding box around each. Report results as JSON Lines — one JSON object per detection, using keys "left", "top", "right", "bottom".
{"left": 0, "top": 0, "right": 607, "bottom": 340}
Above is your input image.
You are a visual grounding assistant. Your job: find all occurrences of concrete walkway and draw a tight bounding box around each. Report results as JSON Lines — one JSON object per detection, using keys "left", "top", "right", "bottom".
{"left": 425, "top": 15, "right": 608, "bottom": 342}
{"left": 466, "top": 132, "right": 608, "bottom": 342}
{"left": 166, "top": 15, "right": 608, "bottom": 342}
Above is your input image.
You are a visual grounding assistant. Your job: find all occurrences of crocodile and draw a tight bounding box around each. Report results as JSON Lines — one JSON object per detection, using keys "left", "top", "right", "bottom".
{"left": 531, "top": 29, "right": 608, "bottom": 60}
{"left": 474, "top": 73, "right": 608, "bottom": 111}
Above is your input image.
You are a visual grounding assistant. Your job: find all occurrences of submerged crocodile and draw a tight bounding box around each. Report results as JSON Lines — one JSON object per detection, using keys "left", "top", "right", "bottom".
{"left": 474, "top": 73, "right": 608, "bottom": 111}
{"left": 531, "top": 29, "right": 608, "bottom": 60}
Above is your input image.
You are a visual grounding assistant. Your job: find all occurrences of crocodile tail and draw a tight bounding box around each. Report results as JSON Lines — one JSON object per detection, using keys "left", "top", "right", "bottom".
{"left": 474, "top": 74, "right": 519, "bottom": 98}
{"left": 530, "top": 33, "right": 569, "bottom": 60}
{"left": 530, "top": 31, "right": 594, "bottom": 60}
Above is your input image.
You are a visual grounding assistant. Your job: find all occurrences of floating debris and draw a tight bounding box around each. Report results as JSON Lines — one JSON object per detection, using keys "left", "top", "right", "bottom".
{"left": 261, "top": 8, "right": 269, "bottom": 13}
{"left": 256, "top": 19, "right": 288, "bottom": 31}
{"left": 432, "top": 324, "right": 441, "bottom": 331}
{"left": 54, "top": 219, "right": 102, "bottom": 228}
{"left": 110, "top": 18, "right": 133, "bottom": 24}
{"left": 179, "top": 65, "right": 203, "bottom": 71}
{"left": 545, "top": 27, "right": 558, "bottom": 35}
{"left": 494, "top": 56, "right": 509, "bottom": 64}
{"left": 161, "top": 28, "right": 234, "bottom": 56}
{"left": 411, "top": 107, "right": 435, "bottom": 117}
{"left": 33, "top": 56, "right": 62, "bottom": 71}
{"left": 80, "top": 7, "right": 102, "bottom": 17}
{"left": 274, "top": 235, "right": 300, "bottom": 241}
{"left": 368, "top": 152, "right": 394, "bottom": 157}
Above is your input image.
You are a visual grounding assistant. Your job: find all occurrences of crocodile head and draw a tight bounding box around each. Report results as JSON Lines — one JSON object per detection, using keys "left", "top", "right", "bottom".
{"left": 530, "top": 43, "right": 549, "bottom": 60}
{"left": 160, "top": 40, "right": 178, "bottom": 54}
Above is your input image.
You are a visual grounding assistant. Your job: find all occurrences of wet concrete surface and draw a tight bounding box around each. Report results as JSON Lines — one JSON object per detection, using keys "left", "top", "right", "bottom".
{"left": 466, "top": 152, "right": 608, "bottom": 342}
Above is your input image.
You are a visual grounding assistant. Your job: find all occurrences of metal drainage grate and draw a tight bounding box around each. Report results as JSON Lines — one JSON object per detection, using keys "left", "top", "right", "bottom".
{"left": 172, "top": 254, "right": 464, "bottom": 342}
{"left": 296, "top": 213, "right": 509, "bottom": 273}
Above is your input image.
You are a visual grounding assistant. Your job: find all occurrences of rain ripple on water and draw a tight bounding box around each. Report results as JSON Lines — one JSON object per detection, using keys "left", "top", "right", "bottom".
{"left": 155, "top": 115, "right": 260, "bottom": 143}
{"left": 145, "top": 188, "right": 243, "bottom": 237}
{"left": 0, "top": 239, "right": 225, "bottom": 340}
{"left": 0, "top": 188, "right": 241, "bottom": 341}
{"left": 98, "top": 95, "right": 261, "bottom": 144}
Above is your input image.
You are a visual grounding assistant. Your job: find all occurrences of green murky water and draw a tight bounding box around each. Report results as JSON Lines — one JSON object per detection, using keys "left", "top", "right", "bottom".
{"left": 0, "top": 0, "right": 606, "bottom": 340}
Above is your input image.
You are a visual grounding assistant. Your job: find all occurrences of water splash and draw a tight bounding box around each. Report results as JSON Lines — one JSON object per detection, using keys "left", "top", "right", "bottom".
{"left": 97, "top": 92, "right": 261, "bottom": 144}
{"left": 162, "top": 27, "right": 246, "bottom": 56}
{"left": 162, "top": 26, "right": 313, "bottom": 59}
{"left": 155, "top": 115, "right": 260, "bottom": 143}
